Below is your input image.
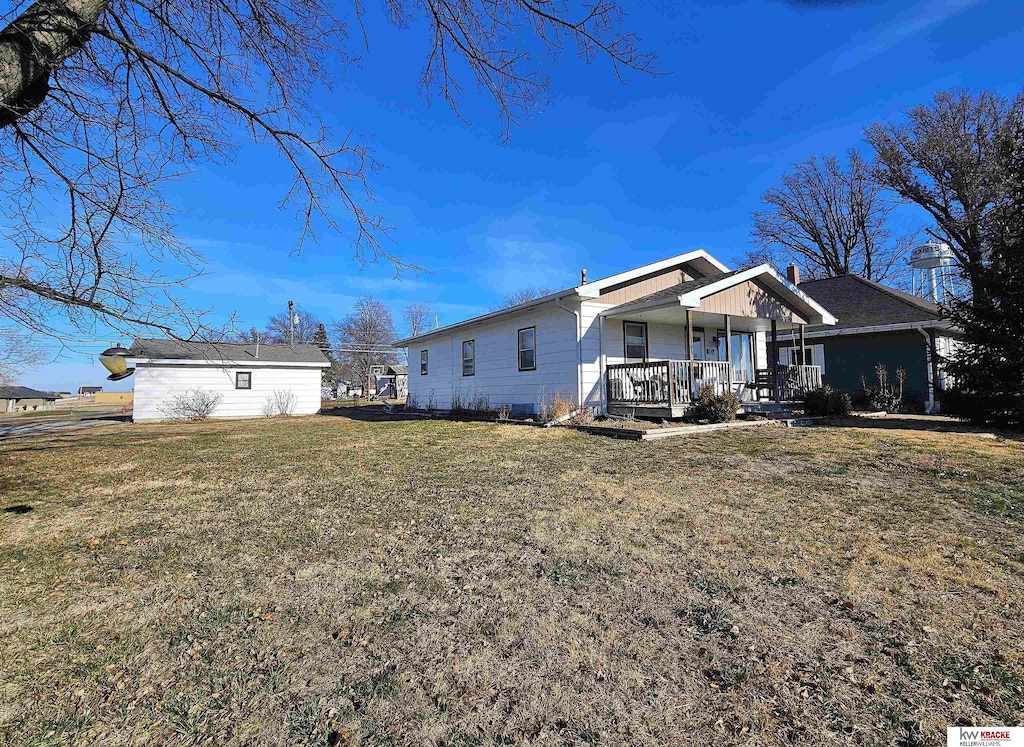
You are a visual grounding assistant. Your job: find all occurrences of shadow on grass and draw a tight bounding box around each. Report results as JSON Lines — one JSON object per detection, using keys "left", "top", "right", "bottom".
{"left": 832, "top": 415, "right": 1024, "bottom": 441}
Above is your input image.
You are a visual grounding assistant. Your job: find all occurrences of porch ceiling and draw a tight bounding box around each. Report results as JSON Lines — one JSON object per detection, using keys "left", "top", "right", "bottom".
{"left": 605, "top": 306, "right": 798, "bottom": 332}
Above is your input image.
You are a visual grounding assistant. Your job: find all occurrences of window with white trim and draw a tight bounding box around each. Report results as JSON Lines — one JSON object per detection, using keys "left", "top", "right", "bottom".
{"left": 624, "top": 321, "right": 648, "bottom": 362}
{"left": 462, "top": 340, "right": 475, "bottom": 376}
{"left": 779, "top": 344, "right": 825, "bottom": 373}
{"left": 420, "top": 349, "right": 428, "bottom": 375}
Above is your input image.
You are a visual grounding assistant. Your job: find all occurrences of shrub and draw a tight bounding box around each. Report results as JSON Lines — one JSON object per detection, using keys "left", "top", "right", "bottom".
{"left": 162, "top": 389, "right": 223, "bottom": 420}
{"left": 451, "top": 388, "right": 491, "bottom": 416}
{"left": 860, "top": 363, "right": 907, "bottom": 412}
{"left": 803, "top": 385, "right": 851, "bottom": 417}
{"left": 538, "top": 393, "right": 577, "bottom": 423}
{"left": 262, "top": 389, "right": 298, "bottom": 417}
{"left": 693, "top": 385, "right": 740, "bottom": 423}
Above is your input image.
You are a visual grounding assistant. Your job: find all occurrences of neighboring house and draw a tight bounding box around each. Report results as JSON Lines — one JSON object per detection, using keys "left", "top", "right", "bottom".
{"left": 127, "top": 339, "right": 330, "bottom": 421}
{"left": 372, "top": 364, "right": 408, "bottom": 399}
{"left": 770, "top": 267, "right": 958, "bottom": 412}
{"left": 94, "top": 392, "right": 134, "bottom": 405}
{"left": 397, "top": 251, "right": 837, "bottom": 418}
{"left": 78, "top": 386, "right": 103, "bottom": 396}
{"left": 1, "top": 386, "right": 58, "bottom": 413}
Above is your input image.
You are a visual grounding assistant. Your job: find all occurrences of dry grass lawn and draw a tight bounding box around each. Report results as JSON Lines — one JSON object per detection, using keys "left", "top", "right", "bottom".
{"left": 1, "top": 411, "right": 1023, "bottom": 746}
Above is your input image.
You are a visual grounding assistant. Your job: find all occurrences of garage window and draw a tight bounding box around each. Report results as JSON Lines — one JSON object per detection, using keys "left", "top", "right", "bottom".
{"left": 236, "top": 371, "right": 252, "bottom": 389}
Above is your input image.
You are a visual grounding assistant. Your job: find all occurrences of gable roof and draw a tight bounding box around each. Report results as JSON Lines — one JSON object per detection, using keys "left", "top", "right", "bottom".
{"left": 129, "top": 338, "right": 330, "bottom": 365}
{"left": 0, "top": 386, "right": 58, "bottom": 400}
{"left": 798, "top": 275, "right": 942, "bottom": 331}
{"left": 395, "top": 250, "right": 730, "bottom": 346}
{"left": 606, "top": 269, "right": 749, "bottom": 313}
{"left": 603, "top": 264, "right": 838, "bottom": 326}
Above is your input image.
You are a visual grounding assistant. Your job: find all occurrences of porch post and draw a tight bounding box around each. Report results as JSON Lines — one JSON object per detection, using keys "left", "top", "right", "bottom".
{"left": 799, "top": 323, "right": 807, "bottom": 365}
{"left": 724, "top": 314, "right": 733, "bottom": 393}
{"left": 771, "top": 319, "right": 780, "bottom": 404}
{"left": 686, "top": 309, "right": 695, "bottom": 400}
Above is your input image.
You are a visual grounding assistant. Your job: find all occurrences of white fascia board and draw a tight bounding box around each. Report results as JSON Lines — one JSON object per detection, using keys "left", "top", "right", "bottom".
{"left": 677, "top": 264, "right": 838, "bottom": 326}
{"left": 575, "top": 250, "right": 730, "bottom": 299}
{"left": 394, "top": 291, "right": 576, "bottom": 347}
{"left": 127, "top": 357, "right": 330, "bottom": 368}
{"left": 775, "top": 319, "right": 955, "bottom": 340}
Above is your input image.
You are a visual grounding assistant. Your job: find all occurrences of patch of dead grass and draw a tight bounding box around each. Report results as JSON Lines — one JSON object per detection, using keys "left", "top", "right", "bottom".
{"left": 0, "top": 417, "right": 1022, "bottom": 745}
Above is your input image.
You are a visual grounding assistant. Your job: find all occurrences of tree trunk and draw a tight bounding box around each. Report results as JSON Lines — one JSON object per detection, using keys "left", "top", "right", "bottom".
{"left": 0, "top": 0, "right": 109, "bottom": 128}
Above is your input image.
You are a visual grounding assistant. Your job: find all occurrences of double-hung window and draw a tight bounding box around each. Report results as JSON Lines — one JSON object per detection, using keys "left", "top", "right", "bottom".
{"left": 518, "top": 327, "right": 536, "bottom": 371}
{"left": 462, "top": 340, "right": 475, "bottom": 376}
{"left": 420, "top": 349, "right": 428, "bottom": 375}
{"left": 236, "top": 371, "right": 251, "bottom": 389}
{"left": 623, "top": 321, "right": 648, "bottom": 362}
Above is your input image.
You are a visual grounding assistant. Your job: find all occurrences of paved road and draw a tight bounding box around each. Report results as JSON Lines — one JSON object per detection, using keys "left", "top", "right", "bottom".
{"left": 0, "top": 418, "right": 119, "bottom": 441}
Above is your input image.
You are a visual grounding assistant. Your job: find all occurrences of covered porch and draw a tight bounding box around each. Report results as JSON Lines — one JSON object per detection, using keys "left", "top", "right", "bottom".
{"left": 598, "top": 265, "right": 836, "bottom": 418}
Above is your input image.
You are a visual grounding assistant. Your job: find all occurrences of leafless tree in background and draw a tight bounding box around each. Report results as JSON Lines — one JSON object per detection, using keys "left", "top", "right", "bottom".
{"left": 0, "top": 0, "right": 657, "bottom": 368}
{"left": 499, "top": 287, "right": 557, "bottom": 309}
{"left": 402, "top": 302, "right": 434, "bottom": 338}
{"left": 263, "top": 309, "right": 321, "bottom": 345}
{"left": 331, "top": 296, "right": 398, "bottom": 390}
{"left": 747, "top": 152, "right": 912, "bottom": 283}
{"left": 865, "top": 90, "right": 1024, "bottom": 298}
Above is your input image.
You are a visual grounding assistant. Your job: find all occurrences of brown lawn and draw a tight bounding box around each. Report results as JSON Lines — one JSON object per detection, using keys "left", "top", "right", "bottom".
{"left": 1, "top": 412, "right": 1022, "bottom": 745}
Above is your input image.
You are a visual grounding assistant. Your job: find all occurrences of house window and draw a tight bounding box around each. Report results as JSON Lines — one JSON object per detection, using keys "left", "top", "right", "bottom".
{"left": 236, "top": 371, "right": 251, "bottom": 389}
{"left": 462, "top": 340, "right": 475, "bottom": 376}
{"left": 420, "top": 349, "right": 428, "bottom": 375}
{"left": 779, "top": 344, "right": 825, "bottom": 373}
{"left": 518, "top": 327, "right": 536, "bottom": 371}
{"left": 624, "top": 321, "right": 648, "bottom": 362}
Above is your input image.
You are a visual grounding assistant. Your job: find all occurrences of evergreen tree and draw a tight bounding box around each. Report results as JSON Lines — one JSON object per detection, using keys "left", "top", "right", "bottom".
{"left": 943, "top": 114, "right": 1024, "bottom": 429}
{"left": 312, "top": 323, "right": 339, "bottom": 387}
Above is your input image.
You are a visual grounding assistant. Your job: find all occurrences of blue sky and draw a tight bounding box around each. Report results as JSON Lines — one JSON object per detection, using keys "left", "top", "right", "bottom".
{"left": 25, "top": 0, "right": 1024, "bottom": 391}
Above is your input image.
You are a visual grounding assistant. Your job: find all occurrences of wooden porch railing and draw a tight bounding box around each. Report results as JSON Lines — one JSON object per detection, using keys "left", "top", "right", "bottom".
{"left": 606, "top": 360, "right": 732, "bottom": 406}
{"left": 776, "top": 364, "right": 822, "bottom": 401}
{"left": 607, "top": 360, "right": 822, "bottom": 407}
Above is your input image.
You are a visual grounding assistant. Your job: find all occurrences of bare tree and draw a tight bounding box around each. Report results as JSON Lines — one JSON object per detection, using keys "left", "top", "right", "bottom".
{"left": 865, "top": 90, "right": 1024, "bottom": 298}
{"left": 402, "top": 303, "right": 434, "bottom": 338}
{"left": 232, "top": 326, "right": 262, "bottom": 344}
{"left": 0, "top": 0, "right": 657, "bottom": 366}
{"left": 499, "top": 287, "right": 556, "bottom": 309}
{"left": 747, "top": 152, "right": 911, "bottom": 283}
{"left": 263, "top": 309, "right": 321, "bottom": 345}
{"left": 331, "top": 297, "right": 397, "bottom": 390}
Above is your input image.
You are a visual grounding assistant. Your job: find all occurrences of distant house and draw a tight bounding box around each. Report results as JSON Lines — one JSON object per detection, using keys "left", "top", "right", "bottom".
{"left": 372, "top": 364, "right": 408, "bottom": 399}
{"left": 127, "top": 339, "right": 331, "bottom": 421}
{"left": 78, "top": 385, "right": 103, "bottom": 396}
{"left": 770, "top": 267, "right": 959, "bottom": 412}
{"left": 1, "top": 386, "right": 58, "bottom": 413}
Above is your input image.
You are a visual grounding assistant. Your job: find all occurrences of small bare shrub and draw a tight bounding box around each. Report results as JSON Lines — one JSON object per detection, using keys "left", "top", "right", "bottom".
{"left": 859, "top": 363, "right": 907, "bottom": 412}
{"left": 693, "top": 385, "right": 740, "bottom": 423}
{"left": 162, "top": 389, "right": 223, "bottom": 421}
{"left": 262, "top": 389, "right": 298, "bottom": 417}
{"left": 497, "top": 404, "right": 512, "bottom": 421}
{"left": 539, "top": 392, "right": 576, "bottom": 423}
{"left": 566, "top": 407, "right": 595, "bottom": 426}
{"left": 405, "top": 392, "right": 420, "bottom": 410}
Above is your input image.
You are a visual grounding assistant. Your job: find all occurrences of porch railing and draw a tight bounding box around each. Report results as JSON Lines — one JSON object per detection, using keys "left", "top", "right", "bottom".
{"left": 776, "top": 364, "right": 822, "bottom": 401}
{"left": 606, "top": 360, "right": 732, "bottom": 407}
{"left": 607, "top": 360, "right": 822, "bottom": 407}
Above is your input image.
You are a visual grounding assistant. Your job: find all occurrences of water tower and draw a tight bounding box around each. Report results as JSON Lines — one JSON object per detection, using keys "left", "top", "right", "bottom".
{"left": 909, "top": 241, "right": 956, "bottom": 303}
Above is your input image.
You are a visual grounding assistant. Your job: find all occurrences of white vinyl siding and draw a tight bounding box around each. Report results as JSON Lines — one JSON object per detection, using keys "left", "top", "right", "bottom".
{"left": 132, "top": 363, "right": 323, "bottom": 421}
{"left": 406, "top": 302, "right": 578, "bottom": 412}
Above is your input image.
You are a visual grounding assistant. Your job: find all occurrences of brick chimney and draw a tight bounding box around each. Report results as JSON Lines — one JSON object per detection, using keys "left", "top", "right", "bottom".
{"left": 786, "top": 264, "right": 800, "bottom": 285}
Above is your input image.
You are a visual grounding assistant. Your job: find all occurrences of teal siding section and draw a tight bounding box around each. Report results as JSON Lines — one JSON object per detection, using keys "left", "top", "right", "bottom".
{"left": 772, "top": 330, "right": 932, "bottom": 407}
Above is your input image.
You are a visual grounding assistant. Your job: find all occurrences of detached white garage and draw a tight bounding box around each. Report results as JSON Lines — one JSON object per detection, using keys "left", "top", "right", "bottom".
{"left": 127, "top": 339, "right": 330, "bottom": 421}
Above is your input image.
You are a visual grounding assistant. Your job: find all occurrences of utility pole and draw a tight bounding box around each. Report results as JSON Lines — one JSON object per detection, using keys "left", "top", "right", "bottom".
{"left": 288, "top": 300, "right": 295, "bottom": 344}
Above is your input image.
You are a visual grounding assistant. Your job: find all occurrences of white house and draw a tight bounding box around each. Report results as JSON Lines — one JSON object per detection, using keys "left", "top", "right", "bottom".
{"left": 396, "top": 250, "right": 838, "bottom": 418}
{"left": 127, "top": 339, "right": 330, "bottom": 421}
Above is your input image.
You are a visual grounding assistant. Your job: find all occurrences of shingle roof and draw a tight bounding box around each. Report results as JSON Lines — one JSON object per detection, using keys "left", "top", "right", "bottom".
{"left": 609, "top": 269, "right": 749, "bottom": 313}
{"left": 0, "top": 386, "right": 58, "bottom": 400}
{"left": 130, "top": 338, "right": 330, "bottom": 364}
{"left": 798, "top": 275, "right": 941, "bottom": 331}
{"left": 389, "top": 364, "right": 408, "bottom": 375}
